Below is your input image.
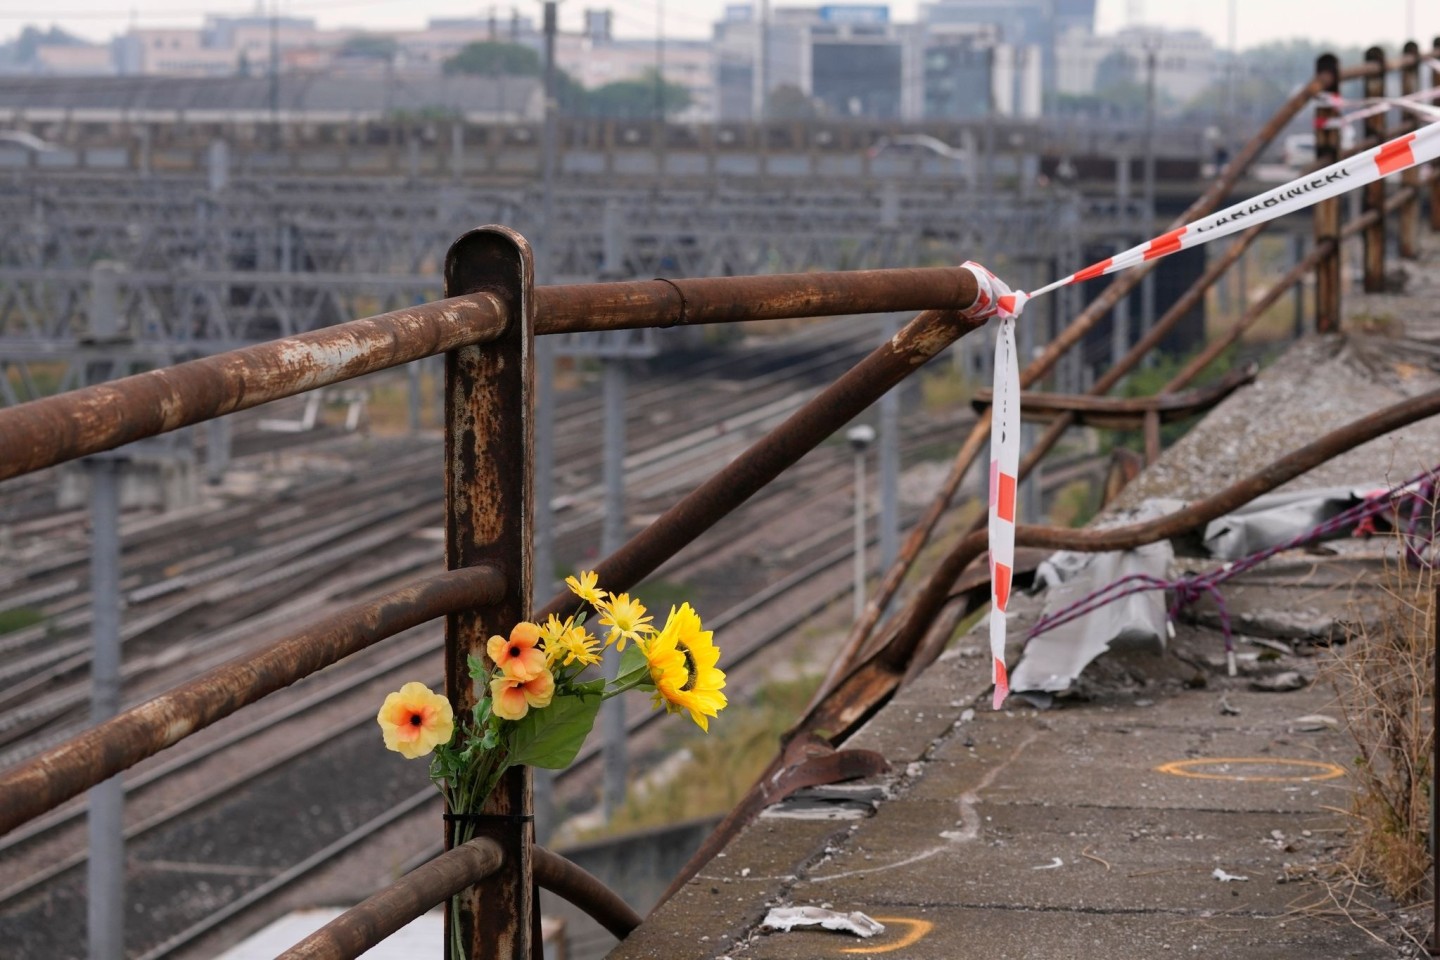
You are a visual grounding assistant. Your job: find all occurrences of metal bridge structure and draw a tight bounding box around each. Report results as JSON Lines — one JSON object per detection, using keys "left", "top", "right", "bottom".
{"left": 0, "top": 38, "right": 1436, "bottom": 960}
{"left": 0, "top": 173, "right": 1095, "bottom": 403}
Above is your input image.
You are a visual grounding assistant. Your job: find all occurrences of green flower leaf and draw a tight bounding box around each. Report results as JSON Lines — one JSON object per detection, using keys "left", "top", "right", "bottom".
{"left": 506, "top": 691, "right": 603, "bottom": 769}
{"left": 572, "top": 677, "right": 607, "bottom": 697}
{"left": 467, "top": 654, "right": 488, "bottom": 681}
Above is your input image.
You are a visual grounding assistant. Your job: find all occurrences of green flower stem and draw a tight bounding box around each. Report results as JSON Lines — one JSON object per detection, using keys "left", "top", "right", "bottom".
{"left": 601, "top": 671, "right": 648, "bottom": 700}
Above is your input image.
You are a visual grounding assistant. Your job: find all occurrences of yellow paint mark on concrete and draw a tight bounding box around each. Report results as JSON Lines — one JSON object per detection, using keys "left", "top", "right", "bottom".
{"left": 841, "top": 917, "right": 935, "bottom": 954}
{"left": 1155, "top": 757, "right": 1345, "bottom": 783}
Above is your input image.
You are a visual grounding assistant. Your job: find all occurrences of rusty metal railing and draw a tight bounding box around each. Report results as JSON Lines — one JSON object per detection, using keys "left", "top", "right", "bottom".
{"left": 0, "top": 229, "right": 985, "bottom": 957}
{"left": 1, "top": 38, "right": 1438, "bottom": 960}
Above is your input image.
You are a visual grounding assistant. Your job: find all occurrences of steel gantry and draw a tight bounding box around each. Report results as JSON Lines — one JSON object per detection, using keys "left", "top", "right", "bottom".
{"left": 0, "top": 173, "right": 1084, "bottom": 401}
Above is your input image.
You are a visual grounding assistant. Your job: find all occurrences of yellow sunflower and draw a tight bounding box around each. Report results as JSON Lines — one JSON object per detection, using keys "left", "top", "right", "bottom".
{"left": 642, "top": 603, "right": 726, "bottom": 731}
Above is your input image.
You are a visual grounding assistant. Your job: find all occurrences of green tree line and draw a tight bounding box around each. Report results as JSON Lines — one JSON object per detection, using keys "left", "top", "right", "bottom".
{"left": 444, "top": 41, "right": 690, "bottom": 120}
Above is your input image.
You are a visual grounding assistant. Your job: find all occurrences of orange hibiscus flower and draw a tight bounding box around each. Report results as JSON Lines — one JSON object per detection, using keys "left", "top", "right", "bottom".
{"left": 377, "top": 682, "right": 455, "bottom": 759}
{"left": 486, "top": 621, "right": 546, "bottom": 680}
{"left": 490, "top": 669, "right": 556, "bottom": 721}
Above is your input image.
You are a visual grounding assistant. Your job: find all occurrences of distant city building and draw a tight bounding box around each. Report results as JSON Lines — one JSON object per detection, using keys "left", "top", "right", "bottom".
{"left": 714, "top": 4, "right": 910, "bottom": 121}
{"left": 0, "top": 74, "right": 541, "bottom": 123}
{"left": 919, "top": 31, "right": 995, "bottom": 119}
{"left": 0, "top": 1, "right": 1220, "bottom": 125}
{"left": 1056, "top": 27, "right": 1218, "bottom": 105}
{"left": 919, "top": 0, "right": 1095, "bottom": 114}
{"left": 713, "top": 1, "right": 1084, "bottom": 121}
{"left": 31, "top": 43, "right": 114, "bottom": 76}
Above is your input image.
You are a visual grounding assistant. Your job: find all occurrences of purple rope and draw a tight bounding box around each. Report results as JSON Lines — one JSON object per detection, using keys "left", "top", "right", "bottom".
{"left": 1026, "top": 465, "right": 1440, "bottom": 653}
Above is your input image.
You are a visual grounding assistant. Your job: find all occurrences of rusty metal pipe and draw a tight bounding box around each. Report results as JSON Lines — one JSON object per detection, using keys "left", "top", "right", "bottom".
{"left": 0, "top": 293, "right": 508, "bottom": 482}
{"left": 969, "top": 365, "right": 1256, "bottom": 430}
{"left": 532, "top": 845, "right": 642, "bottom": 940}
{"left": 1339, "top": 52, "right": 1420, "bottom": 80}
{"left": 0, "top": 565, "right": 505, "bottom": 838}
{"left": 276, "top": 838, "right": 504, "bottom": 960}
{"left": 0, "top": 266, "right": 988, "bottom": 486}
{"left": 885, "top": 381, "right": 1440, "bottom": 674}
{"left": 533, "top": 300, "right": 985, "bottom": 622}
{"left": 532, "top": 266, "right": 982, "bottom": 335}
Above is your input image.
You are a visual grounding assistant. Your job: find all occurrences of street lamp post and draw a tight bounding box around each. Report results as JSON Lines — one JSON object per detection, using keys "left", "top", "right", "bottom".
{"left": 847, "top": 424, "right": 875, "bottom": 622}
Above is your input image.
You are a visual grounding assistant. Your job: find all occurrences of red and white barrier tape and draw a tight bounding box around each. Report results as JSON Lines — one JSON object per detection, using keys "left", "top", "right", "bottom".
{"left": 967, "top": 118, "right": 1440, "bottom": 708}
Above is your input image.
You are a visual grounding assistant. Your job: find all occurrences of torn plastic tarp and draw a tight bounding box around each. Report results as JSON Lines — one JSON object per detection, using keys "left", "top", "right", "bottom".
{"left": 1202, "top": 483, "right": 1394, "bottom": 560}
{"left": 1009, "top": 501, "right": 1177, "bottom": 695}
{"left": 761, "top": 906, "right": 885, "bottom": 938}
{"left": 1010, "top": 484, "right": 1396, "bottom": 695}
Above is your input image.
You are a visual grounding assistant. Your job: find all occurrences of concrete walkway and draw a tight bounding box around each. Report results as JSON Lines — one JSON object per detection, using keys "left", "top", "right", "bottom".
{"left": 616, "top": 570, "right": 1402, "bottom": 959}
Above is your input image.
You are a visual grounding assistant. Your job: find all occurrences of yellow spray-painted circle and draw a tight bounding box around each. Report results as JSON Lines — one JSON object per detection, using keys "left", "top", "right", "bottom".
{"left": 1154, "top": 757, "right": 1346, "bottom": 783}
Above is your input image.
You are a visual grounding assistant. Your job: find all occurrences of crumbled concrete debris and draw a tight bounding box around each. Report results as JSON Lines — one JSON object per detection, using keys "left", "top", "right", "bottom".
{"left": 1292, "top": 714, "right": 1339, "bottom": 731}
{"left": 1249, "top": 671, "right": 1307, "bottom": 692}
{"left": 761, "top": 907, "right": 885, "bottom": 938}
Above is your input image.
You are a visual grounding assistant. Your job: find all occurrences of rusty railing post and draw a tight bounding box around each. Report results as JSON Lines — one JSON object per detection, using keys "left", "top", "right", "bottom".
{"left": 443, "top": 226, "right": 536, "bottom": 960}
{"left": 1363, "top": 46, "right": 1387, "bottom": 293}
{"left": 1400, "top": 41, "right": 1422, "bottom": 259}
{"left": 1315, "top": 53, "right": 1342, "bottom": 332}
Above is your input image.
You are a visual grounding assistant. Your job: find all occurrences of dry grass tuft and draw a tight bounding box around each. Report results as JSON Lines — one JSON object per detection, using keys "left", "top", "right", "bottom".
{"left": 1326, "top": 552, "right": 1434, "bottom": 905}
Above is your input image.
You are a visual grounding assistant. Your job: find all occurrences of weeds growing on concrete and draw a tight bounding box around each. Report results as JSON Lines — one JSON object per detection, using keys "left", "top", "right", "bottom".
{"left": 1327, "top": 553, "right": 1434, "bottom": 905}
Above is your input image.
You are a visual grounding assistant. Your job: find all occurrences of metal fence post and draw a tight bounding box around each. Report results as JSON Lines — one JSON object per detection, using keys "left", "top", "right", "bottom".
{"left": 442, "top": 226, "right": 536, "bottom": 960}
{"left": 1432, "top": 38, "right": 1440, "bottom": 232}
{"left": 1400, "top": 42, "right": 1421, "bottom": 259}
{"left": 1315, "top": 53, "right": 1342, "bottom": 332}
{"left": 86, "top": 455, "right": 125, "bottom": 960}
{"left": 600, "top": 356, "right": 629, "bottom": 822}
{"left": 1363, "top": 46, "right": 1387, "bottom": 293}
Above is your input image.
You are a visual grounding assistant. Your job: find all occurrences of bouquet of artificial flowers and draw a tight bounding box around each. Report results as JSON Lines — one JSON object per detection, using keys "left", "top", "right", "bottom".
{"left": 377, "top": 570, "right": 726, "bottom": 825}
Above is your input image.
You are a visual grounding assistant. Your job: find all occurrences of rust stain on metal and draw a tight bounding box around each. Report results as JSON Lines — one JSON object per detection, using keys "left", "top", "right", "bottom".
{"left": 534, "top": 267, "right": 980, "bottom": 335}
{"left": 533, "top": 846, "right": 643, "bottom": 940}
{"left": 0, "top": 566, "right": 504, "bottom": 838}
{"left": 0, "top": 292, "right": 507, "bottom": 482}
{"left": 443, "top": 226, "right": 536, "bottom": 960}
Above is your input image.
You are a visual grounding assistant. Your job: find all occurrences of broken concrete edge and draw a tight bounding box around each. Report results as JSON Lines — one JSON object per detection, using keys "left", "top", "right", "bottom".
{"left": 607, "top": 650, "right": 996, "bottom": 959}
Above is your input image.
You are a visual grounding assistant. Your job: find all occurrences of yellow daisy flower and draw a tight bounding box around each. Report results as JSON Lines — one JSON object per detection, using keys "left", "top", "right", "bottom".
{"left": 596, "top": 592, "right": 654, "bottom": 651}
{"left": 377, "top": 682, "right": 455, "bottom": 759}
{"left": 540, "top": 613, "right": 600, "bottom": 668}
{"left": 564, "top": 570, "right": 606, "bottom": 607}
{"left": 643, "top": 603, "right": 726, "bottom": 732}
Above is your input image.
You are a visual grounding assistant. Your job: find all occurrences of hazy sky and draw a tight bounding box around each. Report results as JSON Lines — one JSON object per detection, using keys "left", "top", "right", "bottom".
{"left": 5, "top": 0, "right": 1437, "bottom": 52}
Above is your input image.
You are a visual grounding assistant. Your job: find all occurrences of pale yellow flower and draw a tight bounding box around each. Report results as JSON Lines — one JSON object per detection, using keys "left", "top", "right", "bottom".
{"left": 541, "top": 613, "right": 601, "bottom": 668}
{"left": 565, "top": 570, "right": 606, "bottom": 607}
